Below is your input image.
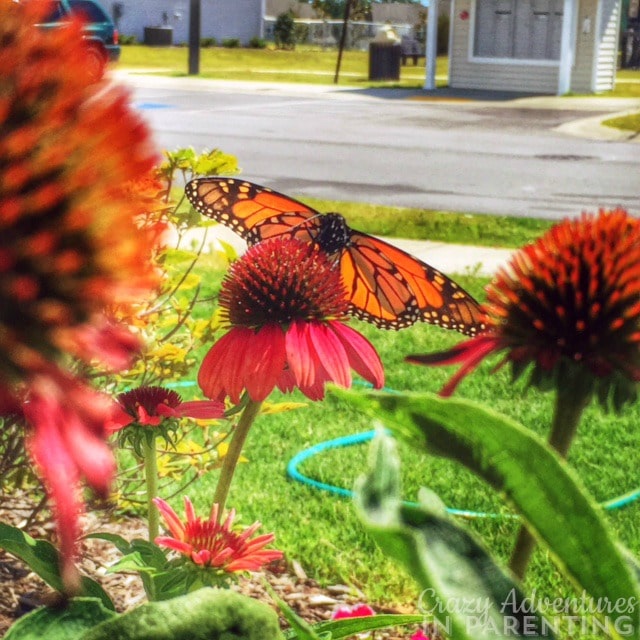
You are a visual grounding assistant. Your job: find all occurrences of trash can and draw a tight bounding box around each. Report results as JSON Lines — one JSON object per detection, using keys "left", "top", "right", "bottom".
{"left": 369, "top": 42, "right": 401, "bottom": 81}
{"left": 144, "top": 26, "right": 173, "bottom": 46}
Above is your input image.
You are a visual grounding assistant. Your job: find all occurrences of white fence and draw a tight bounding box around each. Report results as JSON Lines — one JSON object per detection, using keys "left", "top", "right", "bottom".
{"left": 263, "top": 18, "right": 417, "bottom": 50}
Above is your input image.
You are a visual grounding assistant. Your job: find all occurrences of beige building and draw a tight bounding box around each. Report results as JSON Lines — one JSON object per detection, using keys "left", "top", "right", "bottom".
{"left": 444, "top": 0, "right": 622, "bottom": 94}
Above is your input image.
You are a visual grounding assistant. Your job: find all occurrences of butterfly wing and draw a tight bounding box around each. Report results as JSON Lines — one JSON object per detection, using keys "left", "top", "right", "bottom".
{"left": 185, "top": 177, "right": 319, "bottom": 246}
{"left": 341, "top": 231, "right": 485, "bottom": 335}
{"left": 186, "top": 177, "right": 484, "bottom": 336}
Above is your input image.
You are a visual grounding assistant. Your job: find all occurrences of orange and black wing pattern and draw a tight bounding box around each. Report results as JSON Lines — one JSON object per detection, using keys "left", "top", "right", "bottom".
{"left": 342, "top": 231, "right": 485, "bottom": 334}
{"left": 185, "top": 177, "right": 485, "bottom": 335}
{"left": 185, "top": 177, "right": 319, "bottom": 246}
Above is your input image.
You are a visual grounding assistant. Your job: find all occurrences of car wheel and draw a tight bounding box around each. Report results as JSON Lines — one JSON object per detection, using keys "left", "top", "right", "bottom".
{"left": 84, "top": 44, "right": 107, "bottom": 81}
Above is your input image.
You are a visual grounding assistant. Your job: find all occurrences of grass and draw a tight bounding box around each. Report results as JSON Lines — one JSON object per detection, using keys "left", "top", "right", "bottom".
{"left": 602, "top": 110, "right": 640, "bottom": 134}
{"left": 301, "top": 196, "right": 554, "bottom": 248}
{"left": 153, "top": 248, "right": 640, "bottom": 629}
{"left": 117, "top": 45, "right": 446, "bottom": 88}
{"left": 117, "top": 45, "right": 640, "bottom": 96}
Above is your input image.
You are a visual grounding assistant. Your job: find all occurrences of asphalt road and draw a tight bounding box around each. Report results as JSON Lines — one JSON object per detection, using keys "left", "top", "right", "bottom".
{"left": 122, "top": 74, "right": 640, "bottom": 220}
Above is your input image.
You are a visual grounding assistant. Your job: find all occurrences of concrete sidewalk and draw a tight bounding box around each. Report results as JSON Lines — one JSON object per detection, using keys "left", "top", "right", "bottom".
{"left": 172, "top": 224, "right": 514, "bottom": 278}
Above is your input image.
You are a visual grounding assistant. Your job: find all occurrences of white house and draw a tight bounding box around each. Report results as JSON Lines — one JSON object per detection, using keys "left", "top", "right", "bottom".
{"left": 442, "top": 0, "right": 622, "bottom": 94}
{"left": 113, "top": 0, "right": 265, "bottom": 45}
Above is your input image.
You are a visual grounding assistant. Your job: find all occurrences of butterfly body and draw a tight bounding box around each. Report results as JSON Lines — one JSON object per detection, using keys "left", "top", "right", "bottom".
{"left": 185, "top": 177, "right": 485, "bottom": 335}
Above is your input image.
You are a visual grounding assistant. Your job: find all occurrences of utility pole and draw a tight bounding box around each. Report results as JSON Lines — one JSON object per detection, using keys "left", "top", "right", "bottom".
{"left": 334, "top": 0, "right": 354, "bottom": 84}
{"left": 188, "top": 0, "right": 200, "bottom": 75}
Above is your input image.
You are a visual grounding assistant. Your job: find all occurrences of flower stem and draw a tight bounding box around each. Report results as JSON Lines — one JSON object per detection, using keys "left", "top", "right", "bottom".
{"left": 142, "top": 434, "right": 159, "bottom": 542}
{"left": 213, "top": 399, "right": 262, "bottom": 518}
{"left": 509, "top": 376, "right": 592, "bottom": 580}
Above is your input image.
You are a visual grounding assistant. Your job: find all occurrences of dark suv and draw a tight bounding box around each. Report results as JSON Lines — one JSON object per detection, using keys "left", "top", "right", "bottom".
{"left": 37, "top": 0, "right": 120, "bottom": 77}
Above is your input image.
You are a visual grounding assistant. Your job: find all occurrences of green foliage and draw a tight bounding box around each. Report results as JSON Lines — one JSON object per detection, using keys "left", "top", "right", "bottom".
{"left": 4, "top": 598, "right": 116, "bottom": 640}
{"left": 274, "top": 11, "right": 296, "bottom": 50}
{"left": 0, "top": 415, "right": 29, "bottom": 491}
{"left": 200, "top": 37, "right": 217, "bottom": 47}
{"left": 355, "top": 432, "right": 554, "bottom": 639}
{"left": 273, "top": 581, "right": 424, "bottom": 639}
{"left": 221, "top": 37, "right": 240, "bottom": 48}
{"left": 0, "top": 523, "right": 114, "bottom": 610}
{"left": 118, "top": 34, "right": 137, "bottom": 45}
{"left": 602, "top": 110, "right": 640, "bottom": 133}
{"left": 249, "top": 36, "right": 267, "bottom": 49}
{"left": 299, "top": 196, "right": 553, "bottom": 248}
{"left": 437, "top": 13, "right": 449, "bottom": 55}
{"left": 81, "top": 588, "right": 285, "bottom": 640}
{"left": 339, "top": 389, "right": 640, "bottom": 636}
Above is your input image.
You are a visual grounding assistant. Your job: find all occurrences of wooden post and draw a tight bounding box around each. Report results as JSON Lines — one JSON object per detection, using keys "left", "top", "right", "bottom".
{"left": 334, "top": 0, "right": 354, "bottom": 84}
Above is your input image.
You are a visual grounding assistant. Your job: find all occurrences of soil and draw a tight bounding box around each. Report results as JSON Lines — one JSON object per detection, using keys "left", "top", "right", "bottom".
{"left": 0, "top": 492, "right": 425, "bottom": 639}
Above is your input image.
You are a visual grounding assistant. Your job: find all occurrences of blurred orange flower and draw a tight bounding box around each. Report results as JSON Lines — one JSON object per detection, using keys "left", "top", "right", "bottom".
{"left": 0, "top": 0, "right": 164, "bottom": 590}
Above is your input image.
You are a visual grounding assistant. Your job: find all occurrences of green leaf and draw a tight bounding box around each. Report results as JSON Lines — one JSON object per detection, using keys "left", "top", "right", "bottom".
{"left": 269, "top": 581, "right": 323, "bottom": 640}
{"left": 4, "top": 597, "right": 116, "bottom": 640}
{"left": 339, "top": 389, "right": 640, "bottom": 637}
{"left": 86, "top": 533, "right": 188, "bottom": 601}
{"left": 308, "top": 613, "right": 426, "bottom": 639}
{"left": 81, "top": 588, "right": 284, "bottom": 640}
{"left": 0, "top": 524, "right": 114, "bottom": 610}
{"left": 355, "top": 432, "right": 555, "bottom": 640}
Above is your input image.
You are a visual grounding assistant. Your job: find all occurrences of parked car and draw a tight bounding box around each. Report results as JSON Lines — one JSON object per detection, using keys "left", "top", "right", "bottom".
{"left": 35, "top": 0, "right": 121, "bottom": 78}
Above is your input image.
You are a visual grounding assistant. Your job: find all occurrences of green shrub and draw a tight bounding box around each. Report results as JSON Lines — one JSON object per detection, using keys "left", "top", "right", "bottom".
{"left": 200, "top": 37, "right": 217, "bottom": 47}
{"left": 437, "top": 13, "right": 449, "bottom": 54}
{"left": 274, "top": 11, "right": 296, "bottom": 50}
{"left": 221, "top": 37, "right": 240, "bottom": 48}
{"left": 249, "top": 36, "right": 267, "bottom": 49}
{"left": 118, "top": 34, "right": 137, "bottom": 45}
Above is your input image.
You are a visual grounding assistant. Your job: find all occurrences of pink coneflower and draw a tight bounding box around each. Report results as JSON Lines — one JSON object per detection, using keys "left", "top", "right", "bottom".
{"left": 110, "top": 385, "right": 224, "bottom": 430}
{"left": 0, "top": 0, "right": 162, "bottom": 590}
{"left": 153, "top": 496, "right": 282, "bottom": 573}
{"left": 408, "top": 209, "right": 640, "bottom": 408}
{"left": 408, "top": 209, "right": 640, "bottom": 579}
{"left": 198, "top": 237, "right": 384, "bottom": 403}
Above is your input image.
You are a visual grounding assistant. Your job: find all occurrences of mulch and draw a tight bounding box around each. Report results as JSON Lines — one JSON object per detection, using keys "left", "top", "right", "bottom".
{"left": 0, "top": 492, "right": 424, "bottom": 639}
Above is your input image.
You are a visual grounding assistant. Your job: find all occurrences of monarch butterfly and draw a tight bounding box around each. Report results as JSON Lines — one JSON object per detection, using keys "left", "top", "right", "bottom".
{"left": 185, "top": 177, "right": 485, "bottom": 335}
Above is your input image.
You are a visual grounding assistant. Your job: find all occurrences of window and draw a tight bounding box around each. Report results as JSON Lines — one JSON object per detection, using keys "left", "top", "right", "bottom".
{"left": 69, "top": 0, "right": 110, "bottom": 22}
{"left": 473, "top": 0, "right": 563, "bottom": 60}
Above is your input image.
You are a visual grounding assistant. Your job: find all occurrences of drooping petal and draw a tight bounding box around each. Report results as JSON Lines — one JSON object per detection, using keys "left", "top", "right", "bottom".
{"left": 285, "top": 320, "right": 316, "bottom": 389}
{"left": 243, "top": 325, "right": 287, "bottom": 402}
{"left": 24, "top": 394, "right": 84, "bottom": 592}
{"left": 407, "top": 334, "right": 501, "bottom": 397}
{"left": 161, "top": 400, "right": 224, "bottom": 420}
{"left": 198, "top": 329, "right": 249, "bottom": 404}
{"left": 307, "top": 323, "right": 351, "bottom": 389}
{"left": 329, "top": 321, "right": 385, "bottom": 390}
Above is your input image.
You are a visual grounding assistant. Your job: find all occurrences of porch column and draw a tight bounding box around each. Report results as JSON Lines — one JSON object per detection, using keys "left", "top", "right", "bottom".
{"left": 557, "top": 0, "right": 577, "bottom": 94}
{"left": 424, "top": 0, "right": 439, "bottom": 90}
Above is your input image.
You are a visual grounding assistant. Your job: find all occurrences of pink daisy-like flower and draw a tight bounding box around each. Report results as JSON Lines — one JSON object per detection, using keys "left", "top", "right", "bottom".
{"left": 153, "top": 496, "right": 282, "bottom": 572}
{"left": 198, "top": 237, "right": 384, "bottom": 403}
{"left": 109, "top": 385, "right": 224, "bottom": 431}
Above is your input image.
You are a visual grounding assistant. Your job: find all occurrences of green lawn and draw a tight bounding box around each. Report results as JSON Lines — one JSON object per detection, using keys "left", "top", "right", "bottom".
{"left": 602, "top": 110, "right": 640, "bottom": 134}
{"left": 147, "top": 248, "right": 640, "bottom": 630}
{"left": 117, "top": 45, "right": 640, "bottom": 96}
{"left": 303, "top": 197, "right": 554, "bottom": 248}
{"left": 117, "top": 45, "right": 445, "bottom": 87}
